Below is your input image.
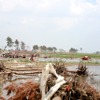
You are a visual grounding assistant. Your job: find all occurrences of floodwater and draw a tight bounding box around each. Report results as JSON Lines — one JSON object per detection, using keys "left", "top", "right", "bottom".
{"left": 1, "top": 75, "right": 40, "bottom": 99}
{"left": 0, "top": 62, "right": 100, "bottom": 99}
{"left": 67, "top": 66, "right": 100, "bottom": 91}
{"left": 39, "top": 58, "right": 81, "bottom": 62}
{"left": 39, "top": 58, "right": 100, "bottom": 63}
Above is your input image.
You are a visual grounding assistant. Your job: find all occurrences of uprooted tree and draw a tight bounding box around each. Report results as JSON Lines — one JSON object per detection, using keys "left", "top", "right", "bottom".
{"left": 1, "top": 62, "right": 100, "bottom": 100}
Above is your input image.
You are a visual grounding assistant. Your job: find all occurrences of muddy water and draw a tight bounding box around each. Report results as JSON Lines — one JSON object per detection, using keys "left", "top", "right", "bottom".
{"left": 67, "top": 66, "right": 100, "bottom": 91}
{"left": 0, "top": 65, "right": 100, "bottom": 99}
{"left": 39, "top": 58, "right": 100, "bottom": 63}
{"left": 39, "top": 58, "right": 81, "bottom": 62}
{"left": 1, "top": 74, "right": 40, "bottom": 99}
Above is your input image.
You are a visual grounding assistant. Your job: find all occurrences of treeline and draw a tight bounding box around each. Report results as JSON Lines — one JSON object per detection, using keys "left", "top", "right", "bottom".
{"left": 4, "top": 36, "right": 26, "bottom": 51}
{"left": 2, "top": 36, "right": 80, "bottom": 53}
{"left": 3, "top": 37, "right": 57, "bottom": 52}
{"left": 32, "top": 45, "right": 57, "bottom": 52}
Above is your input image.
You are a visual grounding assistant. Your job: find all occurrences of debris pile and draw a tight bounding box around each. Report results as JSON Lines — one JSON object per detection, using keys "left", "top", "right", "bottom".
{"left": 1, "top": 51, "right": 26, "bottom": 58}
{"left": 45, "top": 63, "right": 100, "bottom": 100}
{"left": 0, "top": 61, "right": 5, "bottom": 72}
{"left": 77, "top": 61, "right": 88, "bottom": 76}
{"left": 4, "top": 81, "right": 41, "bottom": 100}
{"left": 53, "top": 61, "right": 68, "bottom": 77}
{"left": 81, "top": 56, "right": 91, "bottom": 60}
{"left": 1, "top": 62, "right": 100, "bottom": 100}
{"left": 47, "top": 75, "right": 100, "bottom": 100}
{"left": 0, "top": 96, "right": 5, "bottom": 100}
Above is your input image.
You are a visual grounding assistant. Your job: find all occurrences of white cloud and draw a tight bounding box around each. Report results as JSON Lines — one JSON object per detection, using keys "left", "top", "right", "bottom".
{"left": 0, "top": 0, "right": 63, "bottom": 12}
{"left": 0, "top": 0, "right": 17, "bottom": 12}
{"left": 69, "top": 0, "right": 97, "bottom": 15}
{"left": 70, "top": 2, "right": 83, "bottom": 15}
{"left": 0, "top": 0, "right": 98, "bottom": 15}
{"left": 52, "top": 17, "right": 80, "bottom": 31}
{"left": 0, "top": 0, "right": 35, "bottom": 12}
{"left": 0, "top": 0, "right": 100, "bottom": 31}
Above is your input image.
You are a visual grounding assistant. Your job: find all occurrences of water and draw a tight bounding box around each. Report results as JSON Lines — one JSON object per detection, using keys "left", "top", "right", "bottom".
{"left": 39, "top": 58, "right": 100, "bottom": 63}
{"left": 0, "top": 65, "right": 100, "bottom": 99}
{"left": 39, "top": 58, "right": 81, "bottom": 62}
{"left": 1, "top": 74, "right": 40, "bottom": 99}
{"left": 67, "top": 66, "right": 100, "bottom": 91}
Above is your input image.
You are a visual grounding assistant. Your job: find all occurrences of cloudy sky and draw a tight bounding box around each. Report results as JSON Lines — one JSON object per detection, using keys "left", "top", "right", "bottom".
{"left": 0, "top": 0, "right": 100, "bottom": 53}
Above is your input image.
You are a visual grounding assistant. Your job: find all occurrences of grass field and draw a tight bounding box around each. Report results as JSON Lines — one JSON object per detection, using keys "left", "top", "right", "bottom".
{"left": 42, "top": 52, "right": 100, "bottom": 59}
{"left": 0, "top": 52, "right": 100, "bottom": 66}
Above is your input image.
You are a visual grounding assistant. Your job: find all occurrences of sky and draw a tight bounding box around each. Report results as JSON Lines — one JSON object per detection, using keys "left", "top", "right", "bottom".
{"left": 0, "top": 0, "right": 100, "bottom": 53}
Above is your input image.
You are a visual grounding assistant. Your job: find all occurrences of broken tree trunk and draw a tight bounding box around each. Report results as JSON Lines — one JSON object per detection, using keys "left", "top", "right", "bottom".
{"left": 40, "top": 63, "right": 66, "bottom": 100}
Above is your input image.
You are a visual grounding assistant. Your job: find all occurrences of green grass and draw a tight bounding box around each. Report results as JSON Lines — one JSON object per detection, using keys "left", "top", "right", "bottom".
{"left": 42, "top": 52, "right": 100, "bottom": 59}
{"left": 1, "top": 52, "right": 100, "bottom": 66}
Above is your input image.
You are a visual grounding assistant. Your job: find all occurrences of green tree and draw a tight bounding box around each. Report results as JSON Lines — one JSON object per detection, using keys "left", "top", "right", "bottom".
{"left": 53, "top": 47, "right": 57, "bottom": 52}
{"left": 0, "top": 48, "right": 2, "bottom": 53}
{"left": 40, "top": 46, "right": 43, "bottom": 52}
{"left": 80, "top": 48, "right": 82, "bottom": 53}
{"left": 4, "top": 36, "right": 13, "bottom": 50}
{"left": 69, "top": 48, "right": 78, "bottom": 53}
{"left": 96, "top": 51, "right": 100, "bottom": 54}
{"left": 47, "top": 47, "right": 53, "bottom": 52}
{"left": 21, "top": 41, "right": 25, "bottom": 50}
{"left": 33, "top": 45, "right": 39, "bottom": 51}
{"left": 15, "top": 39, "right": 19, "bottom": 50}
{"left": 40, "top": 45, "right": 47, "bottom": 52}
{"left": 42, "top": 45, "right": 47, "bottom": 51}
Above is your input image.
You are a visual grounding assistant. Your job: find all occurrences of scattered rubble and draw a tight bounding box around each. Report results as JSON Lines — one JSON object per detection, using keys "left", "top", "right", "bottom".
{"left": 0, "top": 62, "right": 100, "bottom": 100}
{"left": 1, "top": 51, "right": 26, "bottom": 58}
{"left": 0, "top": 61, "right": 5, "bottom": 72}
{"left": 77, "top": 61, "right": 88, "bottom": 76}
{"left": 0, "top": 96, "right": 5, "bottom": 100}
{"left": 81, "top": 56, "right": 91, "bottom": 60}
{"left": 4, "top": 81, "right": 41, "bottom": 100}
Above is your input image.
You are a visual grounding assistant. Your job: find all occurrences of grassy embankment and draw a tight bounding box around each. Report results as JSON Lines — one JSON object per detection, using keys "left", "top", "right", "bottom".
{"left": 42, "top": 52, "right": 100, "bottom": 66}
{"left": 43, "top": 52, "right": 100, "bottom": 59}
{"left": 1, "top": 52, "right": 100, "bottom": 66}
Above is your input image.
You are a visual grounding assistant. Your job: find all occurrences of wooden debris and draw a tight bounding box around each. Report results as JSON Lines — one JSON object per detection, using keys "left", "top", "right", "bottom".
{"left": 4, "top": 81, "right": 41, "bottom": 100}
{"left": 0, "top": 61, "right": 5, "bottom": 72}
{"left": 0, "top": 62, "right": 100, "bottom": 100}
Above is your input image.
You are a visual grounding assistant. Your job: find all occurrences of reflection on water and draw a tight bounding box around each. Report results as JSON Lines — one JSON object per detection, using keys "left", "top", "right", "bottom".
{"left": 88, "top": 76, "right": 100, "bottom": 91}
{"left": 39, "top": 58, "right": 100, "bottom": 63}
{"left": 39, "top": 58, "right": 81, "bottom": 62}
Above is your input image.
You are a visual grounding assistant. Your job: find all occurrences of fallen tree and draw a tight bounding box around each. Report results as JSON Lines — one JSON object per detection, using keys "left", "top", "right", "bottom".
{"left": 1, "top": 62, "right": 100, "bottom": 100}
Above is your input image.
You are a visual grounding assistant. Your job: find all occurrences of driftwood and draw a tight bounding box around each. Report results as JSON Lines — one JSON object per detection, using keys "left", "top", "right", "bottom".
{"left": 13, "top": 71, "right": 42, "bottom": 75}
{"left": 0, "top": 61, "right": 5, "bottom": 71}
{"left": 4, "top": 81, "right": 41, "bottom": 100}
{"left": 1, "top": 61, "right": 100, "bottom": 100}
{"left": 40, "top": 63, "right": 66, "bottom": 100}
